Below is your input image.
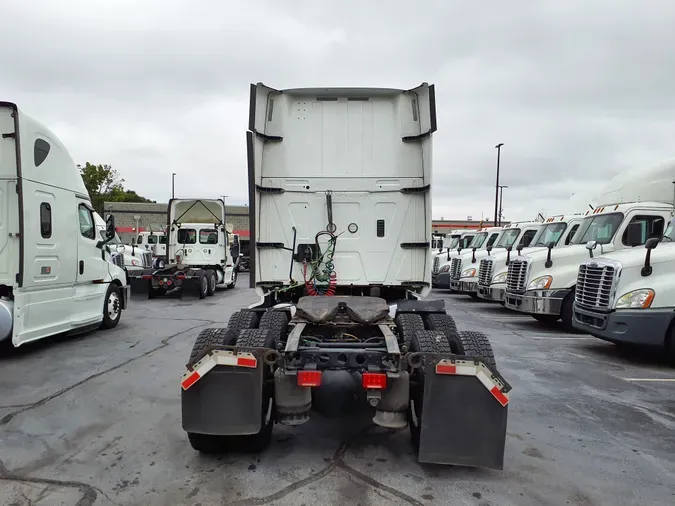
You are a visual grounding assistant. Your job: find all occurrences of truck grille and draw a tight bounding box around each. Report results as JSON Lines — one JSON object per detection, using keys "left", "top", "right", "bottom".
{"left": 111, "top": 253, "right": 124, "bottom": 269}
{"left": 432, "top": 256, "right": 440, "bottom": 274}
{"left": 506, "top": 258, "right": 528, "bottom": 293}
{"left": 450, "top": 258, "right": 462, "bottom": 280}
{"left": 478, "top": 258, "right": 493, "bottom": 287}
{"left": 142, "top": 251, "right": 153, "bottom": 268}
{"left": 575, "top": 262, "right": 616, "bottom": 310}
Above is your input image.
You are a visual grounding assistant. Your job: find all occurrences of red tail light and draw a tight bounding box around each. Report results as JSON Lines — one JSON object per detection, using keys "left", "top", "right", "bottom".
{"left": 362, "top": 372, "right": 387, "bottom": 389}
{"left": 297, "top": 370, "right": 322, "bottom": 387}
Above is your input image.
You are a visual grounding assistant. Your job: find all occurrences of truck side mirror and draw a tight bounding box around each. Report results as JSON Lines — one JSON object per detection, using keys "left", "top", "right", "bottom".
{"left": 486, "top": 245, "right": 493, "bottom": 255}
{"left": 471, "top": 247, "right": 477, "bottom": 263}
{"left": 506, "top": 245, "right": 512, "bottom": 265}
{"left": 641, "top": 237, "right": 659, "bottom": 276}
{"left": 516, "top": 244, "right": 523, "bottom": 255}
{"left": 625, "top": 221, "right": 644, "bottom": 247}
{"left": 585, "top": 240, "right": 598, "bottom": 258}
{"left": 105, "top": 215, "right": 116, "bottom": 240}
{"left": 545, "top": 242, "right": 555, "bottom": 268}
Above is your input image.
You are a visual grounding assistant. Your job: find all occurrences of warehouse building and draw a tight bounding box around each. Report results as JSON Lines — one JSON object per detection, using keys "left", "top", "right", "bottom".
{"left": 104, "top": 202, "right": 508, "bottom": 245}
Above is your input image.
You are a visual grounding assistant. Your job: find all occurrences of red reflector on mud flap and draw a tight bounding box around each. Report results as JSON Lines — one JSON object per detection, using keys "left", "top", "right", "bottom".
{"left": 435, "top": 363, "right": 456, "bottom": 375}
{"left": 435, "top": 359, "right": 510, "bottom": 407}
{"left": 490, "top": 386, "right": 509, "bottom": 407}
{"left": 297, "top": 370, "right": 322, "bottom": 387}
{"left": 181, "top": 371, "right": 200, "bottom": 390}
{"left": 362, "top": 372, "right": 387, "bottom": 389}
{"left": 237, "top": 356, "right": 257, "bottom": 368}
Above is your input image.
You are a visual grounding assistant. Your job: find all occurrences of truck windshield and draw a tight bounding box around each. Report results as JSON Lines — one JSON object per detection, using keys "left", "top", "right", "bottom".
{"left": 532, "top": 223, "right": 568, "bottom": 247}
{"left": 459, "top": 235, "right": 475, "bottom": 248}
{"left": 570, "top": 212, "right": 624, "bottom": 245}
{"left": 468, "top": 232, "right": 488, "bottom": 248}
{"left": 447, "top": 237, "right": 460, "bottom": 249}
{"left": 494, "top": 229, "right": 520, "bottom": 248}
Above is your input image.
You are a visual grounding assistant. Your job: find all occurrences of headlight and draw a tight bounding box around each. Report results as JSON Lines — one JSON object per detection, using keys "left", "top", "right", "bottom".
{"left": 439, "top": 265, "right": 450, "bottom": 273}
{"left": 615, "top": 289, "right": 654, "bottom": 309}
{"left": 527, "top": 275, "right": 552, "bottom": 290}
{"left": 492, "top": 272, "right": 507, "bottom": 284}
{"left": 130, "top": 258, "right": 142, "bottom": 267}
{"left": 461, "top": 268, "right": 477, "bottom": 278}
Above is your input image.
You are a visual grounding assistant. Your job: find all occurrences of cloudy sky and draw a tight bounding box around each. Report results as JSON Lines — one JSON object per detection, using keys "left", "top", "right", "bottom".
{"left": 3, "top": 0, "right": 675, "bottom": 222}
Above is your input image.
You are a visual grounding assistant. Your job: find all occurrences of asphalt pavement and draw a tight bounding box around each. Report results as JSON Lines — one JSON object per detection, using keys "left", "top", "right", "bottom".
{"left": 1, "top": 286, "right": 674, "bottom": 506}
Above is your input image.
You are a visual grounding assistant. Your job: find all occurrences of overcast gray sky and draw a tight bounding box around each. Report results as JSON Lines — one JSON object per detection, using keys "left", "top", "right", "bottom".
{"left": 3, "top": 0, "right": 675, "bottom": 222}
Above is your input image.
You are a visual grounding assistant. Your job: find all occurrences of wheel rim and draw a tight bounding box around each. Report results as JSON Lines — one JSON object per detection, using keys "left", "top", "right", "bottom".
{"left": 210, "top": 275, "right": 216, "bottom": 291}
{"left": 107, "top": 291, "right": 120, "bottom": 320}
{"left": 202, "top": 276, "right": 208, "bottom": 293}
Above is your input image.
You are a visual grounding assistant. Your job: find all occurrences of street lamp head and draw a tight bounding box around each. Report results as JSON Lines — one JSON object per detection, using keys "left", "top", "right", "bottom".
{"left": 495, "top": 143, "right": 504, "bottom": 149}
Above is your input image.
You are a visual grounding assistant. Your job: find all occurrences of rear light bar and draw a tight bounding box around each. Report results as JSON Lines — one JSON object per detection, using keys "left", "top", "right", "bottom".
{"left": 297, "top": 370, "right": 322, "bottom": 387}
{"left": 435, "top": 359, "right": 510, "bottom": 407}
{"left": 181, "top": 351, "right": 257, "bottom": 391}
{"left": 362, "top": 372, "right": 387, "bottom": 389}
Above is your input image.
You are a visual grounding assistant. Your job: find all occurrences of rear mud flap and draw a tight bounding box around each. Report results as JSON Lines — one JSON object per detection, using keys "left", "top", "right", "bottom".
{"left": 129, "top": 277, "right": 149, "bottom": 295}
{"left": 181, "top": 353, "right": 264, "bottom": 436}
{"left": 418, "top": 362, "right": 508, "bottom": 470}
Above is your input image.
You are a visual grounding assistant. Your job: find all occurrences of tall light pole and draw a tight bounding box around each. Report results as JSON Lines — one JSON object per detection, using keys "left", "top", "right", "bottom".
{"left": 220, "top": 195, "right": 228, "bottom": 224}
{"left": 171, "top": 173, "right": 176, "bottom": 199}
{"left": 494, "top": 143, "right": 504, "bottom": 226}
{"left": 498, "top": 185, "right": 508, "bottom": 226}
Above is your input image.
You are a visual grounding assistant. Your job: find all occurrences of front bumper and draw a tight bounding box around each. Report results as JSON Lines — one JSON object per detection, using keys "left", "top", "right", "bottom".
{"left": 572, "top": 304, "right": 673, "bottom": 346}
{"left": 477, "top": 284, "right": 505, "bottom": 302}
{"left": 450, "top": 279, "right": 478, "bottom": 293}
{"left": 433, "top": 272, "right": 451, "bottom": 289}
{"left": 504, "top": 289, "right": 571, "bottom": 315}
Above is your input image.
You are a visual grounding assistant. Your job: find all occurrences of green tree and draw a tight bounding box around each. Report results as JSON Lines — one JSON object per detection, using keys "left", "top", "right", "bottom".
{"left": 78, "top": 162, "right": 155, "bottom": 214}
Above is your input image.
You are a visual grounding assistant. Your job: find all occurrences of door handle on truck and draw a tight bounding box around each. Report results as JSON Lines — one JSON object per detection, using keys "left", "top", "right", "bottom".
{"left": 79, "top": 260, "right": 84, "bottom": 274}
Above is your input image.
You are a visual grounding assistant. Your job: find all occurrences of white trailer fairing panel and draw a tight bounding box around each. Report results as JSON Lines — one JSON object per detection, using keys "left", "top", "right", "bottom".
{"left": 247, "top": 83, "right": 437, "bottom": 295}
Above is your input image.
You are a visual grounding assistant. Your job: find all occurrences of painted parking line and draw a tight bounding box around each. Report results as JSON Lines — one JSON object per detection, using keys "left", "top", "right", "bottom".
{"left": 526, "top": 335, "right": 597, "bottom": 340}
{"left": 622, "top": 377, "right": 675, "bottom": 382}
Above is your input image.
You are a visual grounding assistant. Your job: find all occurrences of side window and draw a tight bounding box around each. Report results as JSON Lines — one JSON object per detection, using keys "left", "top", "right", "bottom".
{"left": 34, "top": 139, "right": 51, "bottom": 167}
{"left": 519, "top": 230, "right": 537, "bottom": 247}
{"left": 199, "top": 229, "right": 219, "bottom": 244}
{"left": 565, "top": 224, "right": 580, "bottom": 245}
{"left": 159, "top": 235, "right": 167, "bottom": 244}
{"left": 486, "top": 233, "right": 499, "bottom": 247}
{"left": 148, "top": 235, "right": 158, "bottom": 244}
{"left": 622, "top": 215, "right": 665, "bottom": 246}
{"left": 40, "top": 203, "right": 52, "bottom": 238}
{"left": 78, "top": 205, "right": 95, "bottom": 240}
{"left": 137, "top": 235, "right": 143, "bottom": 244}
{"left": 177, "top": 228, "right": 196, "bottom": 244}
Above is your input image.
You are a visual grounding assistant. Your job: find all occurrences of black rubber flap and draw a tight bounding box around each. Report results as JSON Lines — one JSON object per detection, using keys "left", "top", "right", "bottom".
{"left": 181, "top": 364, "right": 263, "bottom": 435}
{"left": 296, "top": 295, "right": 389, "bottom": 324}
{"left": 418, "top": 366, "right": 508, "bottom": 470}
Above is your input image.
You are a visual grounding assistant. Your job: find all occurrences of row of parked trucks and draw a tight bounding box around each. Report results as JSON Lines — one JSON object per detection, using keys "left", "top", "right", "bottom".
{"left": 433, "top": 162, "right": 675, "bottom": 359}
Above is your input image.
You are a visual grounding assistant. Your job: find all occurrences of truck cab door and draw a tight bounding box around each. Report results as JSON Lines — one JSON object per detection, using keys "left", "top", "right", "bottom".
{"left": 74, "top": 200, "right": 110, "bottom": 324}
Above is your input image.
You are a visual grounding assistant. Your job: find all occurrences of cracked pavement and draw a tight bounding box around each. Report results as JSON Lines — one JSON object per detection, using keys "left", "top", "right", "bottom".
{"left": 1, "top": 287, "right": 675, "bottom": 505}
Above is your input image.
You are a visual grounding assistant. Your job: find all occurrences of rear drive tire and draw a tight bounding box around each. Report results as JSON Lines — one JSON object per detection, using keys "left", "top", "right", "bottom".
{"left": 101, "top": 284, "right": 122, "bottom": 329}
{"left": 206, "top": 269, "right": 217, "bottom": 296}
{"left": 258, "top": 310, "right": 289, "bottom": 347}
{"left": 456, "top": 330, "right": 497, "bottom": 369}
{"left": 198, "top": 272, "right": 208, "bottom": 299}
{"left": 187, "top": 328, "right": 228, "bottom": 367}
{"left": 394, "top": 313, "right": 425, "bottom": 348}
{"left": 468, "top": 293, "right": 479, "bottom": 300}
{"left": 424, "top": 313, "right": 462, "bottom": 353}
{"left": 224, "top": 310, "right": 260, "bottom": 345}
{"left": 408, "top": 330, "right": 451, "bottom": 451}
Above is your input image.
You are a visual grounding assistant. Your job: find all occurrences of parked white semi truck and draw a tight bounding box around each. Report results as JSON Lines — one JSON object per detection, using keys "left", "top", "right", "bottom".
{"left": 504, "top": 161, "right": 675, "bottom": 331}
{"left": 180, "top": 82, "right": 511, "bottom": 470}
{"left": 477, "top": 215, "right": 584, "bottom": 304}
{"left": 447, "top": 226, "right": 504, "bottom": 297}
{"left": 0, "top": 102, "right": 130, "bottom": 348}
{"left": 431, "top": 230, "right": 463, "bottom": 276}
{"left": 136, "top": 228, "right": 167, "bottom": 266}
{"left": 128, "top": 198, "right": 238, "bottom": 298}
{"left": 94, "top": 213, "right": 153, "bottom": 271}
{"left": 431, "top": 230, "right": 477, "bottom": 287}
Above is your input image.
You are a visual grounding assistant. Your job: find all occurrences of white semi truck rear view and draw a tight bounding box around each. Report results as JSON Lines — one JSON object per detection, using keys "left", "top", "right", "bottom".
{"left": 180, "top": 82, "right": 511, "bottom": 470}
{"left": 0, "top": 102, "right": 130, "bottom": 348}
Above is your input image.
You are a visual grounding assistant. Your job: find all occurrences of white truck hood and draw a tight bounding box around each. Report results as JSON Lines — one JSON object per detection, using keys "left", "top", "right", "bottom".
{"left": 521, "top": 244, "right": 602, "bottom": 289}
{"left": 591, "top": 244, "right": 674, "bottom": 270}
{"left": 483, "top": 246, "right": 549, "bottom": 278}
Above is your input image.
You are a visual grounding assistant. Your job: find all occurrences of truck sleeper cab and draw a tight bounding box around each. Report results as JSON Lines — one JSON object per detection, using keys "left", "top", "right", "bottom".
{"left": 0, "top": 102, "right": 130, "bottom": 348}
{"left": 470, "top": 221, "right": 543, "bottom": 302}
{"left": 448, "top": 227, "right": 504, "bottom": 297}
{"left": 572, "top": 221, "right": 675, "bottom": 359}
{"left": 504, "top": 161, "right": 675, "bottom": 330}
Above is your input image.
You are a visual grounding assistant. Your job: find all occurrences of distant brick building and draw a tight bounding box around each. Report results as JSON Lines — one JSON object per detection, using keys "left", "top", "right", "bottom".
{"left": 432, "top": 219, "right": 511, "bottom": 236}
{"left": 103, "top": 201, "right": 250, "bottom": 245}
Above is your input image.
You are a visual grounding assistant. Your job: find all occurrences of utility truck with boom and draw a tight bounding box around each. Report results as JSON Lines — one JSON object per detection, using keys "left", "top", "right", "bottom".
{"left": 477, "top": 215, "right": 583, "bottom": 304}
{"left": 504, "top": 162, "right": 675, "bottom": 331}
{"left": 0, "top": 102, "right": 130, "bottom": 348}
{"left": 180, "top": 82, "right": 511, "bottom": 470}
{"left": 128, "top": 198, "right": 238, "bottom": 298}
